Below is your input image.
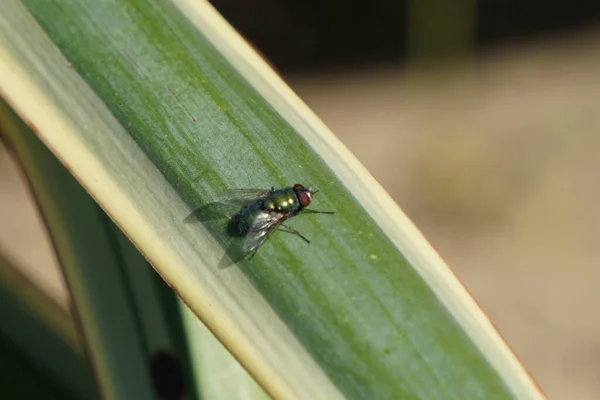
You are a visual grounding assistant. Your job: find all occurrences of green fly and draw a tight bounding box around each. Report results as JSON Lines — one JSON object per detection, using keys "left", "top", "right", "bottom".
{"left": 215, "top": 183, "right": 334, "bottom": 258}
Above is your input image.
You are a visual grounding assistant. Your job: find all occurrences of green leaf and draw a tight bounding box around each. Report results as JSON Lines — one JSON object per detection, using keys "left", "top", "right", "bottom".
{"left": 0, "top": 0, "right": 543, "bottom": 399}
{"left": 0, "top": 250, "right": 98, "bottom": 399}
{"left": 1, "top": 100, "right": 268, "bottom": 399}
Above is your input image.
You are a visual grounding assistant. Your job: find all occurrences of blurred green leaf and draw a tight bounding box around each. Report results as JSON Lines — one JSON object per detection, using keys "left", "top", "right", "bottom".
{"left": 0, "top": 250, "right": 97, "bottom": 399}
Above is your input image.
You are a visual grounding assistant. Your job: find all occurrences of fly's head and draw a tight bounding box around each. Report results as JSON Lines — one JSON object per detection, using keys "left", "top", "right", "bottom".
{"left": 293, "top": 183, "right": 317, "bottom": 211}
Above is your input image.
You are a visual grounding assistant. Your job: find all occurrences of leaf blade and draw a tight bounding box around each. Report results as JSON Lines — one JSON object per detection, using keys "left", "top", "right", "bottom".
{"left": 0, "top": 0, "right": 543, "bottom": 399}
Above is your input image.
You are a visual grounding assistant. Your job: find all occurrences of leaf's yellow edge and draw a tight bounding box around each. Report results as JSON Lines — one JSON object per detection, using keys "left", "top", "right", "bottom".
{"left": 0, "top": 2, "right": 344, "bottom": 400}
{"left": 181, "top": 307, "right": 270, "bottom": 400}
{"left": 175, "top": 1, "right": 545, "bottom": 399}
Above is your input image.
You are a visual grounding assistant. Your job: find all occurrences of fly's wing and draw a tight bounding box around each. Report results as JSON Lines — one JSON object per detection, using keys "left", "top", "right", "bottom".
{"left": 185, "top": 189, "right": 269, "bottom": 223}
{"left": 216, "top": 189, "right": 271, "bottom": 207}
{"left": 242, "top": 211, "right": 287, "bottom": 253}
{"left": 184, "top": 202, "right": 234, "bottom": 223}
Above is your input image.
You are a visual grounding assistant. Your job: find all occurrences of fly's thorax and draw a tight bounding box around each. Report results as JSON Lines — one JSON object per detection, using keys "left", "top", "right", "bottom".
{"left": 263, "top": 189, "right": 301, "bottom": 212}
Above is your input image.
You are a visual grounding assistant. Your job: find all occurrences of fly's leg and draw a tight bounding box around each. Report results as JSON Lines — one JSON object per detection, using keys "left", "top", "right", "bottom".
{"left": 302, "top": 209, "right": 335, "bottom": 215}
{"left": 280, "top": 224, "right": 311, "bottom": 244}
{"left": 247, "top": 249, "right": 258, "bottom": 260}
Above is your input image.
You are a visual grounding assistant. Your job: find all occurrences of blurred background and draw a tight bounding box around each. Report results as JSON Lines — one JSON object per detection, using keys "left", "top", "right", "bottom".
{"left": 2, "top": 1, "right": 600, "bottom": 398}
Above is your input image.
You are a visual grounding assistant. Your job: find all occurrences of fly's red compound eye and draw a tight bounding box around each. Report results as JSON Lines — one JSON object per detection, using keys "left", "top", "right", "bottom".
{"left": 293, "top": 184, "right": 304, "bottom": 190}
{"left": 297, "top": 191, "right": 311, "bottom": 207}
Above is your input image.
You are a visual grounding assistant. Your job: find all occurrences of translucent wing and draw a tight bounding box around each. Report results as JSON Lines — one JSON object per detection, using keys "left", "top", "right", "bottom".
{"left": 216, "top": 188, "right": 271, "bottom": 207}
{"left": 242, "top": 211, "right": 288, "bottom": 253}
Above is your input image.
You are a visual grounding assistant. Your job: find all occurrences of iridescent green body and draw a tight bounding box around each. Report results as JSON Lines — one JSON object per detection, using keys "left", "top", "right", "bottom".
{"left": 200, "top": 183, "right": 334, "bottom": 257}
{"left": 185, "top": 183, "right": 332, "bottom": 258}
{"left": 261, "top": 188, "right": 302, "bottom": 212}
{"left": 237, "top": 188, "right": 301, "bottom": 234}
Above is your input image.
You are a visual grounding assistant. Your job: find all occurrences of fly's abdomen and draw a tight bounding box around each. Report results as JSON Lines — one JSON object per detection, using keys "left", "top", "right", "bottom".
{"left": 230, "top": 204, "right": 262, "bottom": 236}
